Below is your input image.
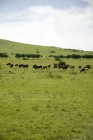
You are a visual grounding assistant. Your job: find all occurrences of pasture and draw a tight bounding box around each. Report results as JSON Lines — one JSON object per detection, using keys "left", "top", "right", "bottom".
{"left": 0, "top": 39, "right": 93, "bottom": 140}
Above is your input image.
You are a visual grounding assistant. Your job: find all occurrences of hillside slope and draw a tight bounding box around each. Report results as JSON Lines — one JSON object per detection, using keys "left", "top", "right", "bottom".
{"left": 0, "top": 39, "right": 93, "bottom": 57}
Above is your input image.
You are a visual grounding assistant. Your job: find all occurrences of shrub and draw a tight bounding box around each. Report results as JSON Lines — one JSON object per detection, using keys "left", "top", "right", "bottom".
{"left": 86, "top": 65, "right": 91, "bottom": 69}
{"left": 50, "top": 51, "right": 55, "bottom": 53}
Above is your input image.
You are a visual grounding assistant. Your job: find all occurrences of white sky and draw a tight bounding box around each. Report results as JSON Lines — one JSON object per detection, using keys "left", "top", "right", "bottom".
{"left": 0, "top": 0, "right": 93, "bottom": 51}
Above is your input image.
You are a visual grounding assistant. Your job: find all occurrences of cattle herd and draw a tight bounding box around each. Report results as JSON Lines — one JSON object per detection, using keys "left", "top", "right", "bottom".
{"left": 6, "top": 63, "right": 28, "bottom": 68}
{"left": 5, "top": 62, "right": 91, "bottom": 73}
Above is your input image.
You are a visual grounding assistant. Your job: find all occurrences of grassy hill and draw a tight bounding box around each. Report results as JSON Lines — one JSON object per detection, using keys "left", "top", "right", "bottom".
{"left": 0, "top": 39, "right": 93, "bottom": 140}
{"left": 0, "top": 39, "right": 93, "bottom": 57}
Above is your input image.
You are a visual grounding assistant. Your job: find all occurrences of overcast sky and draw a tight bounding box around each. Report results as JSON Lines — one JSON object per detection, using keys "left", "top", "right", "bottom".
{"left": 0, "top": 0, "right": 93, "bottom": 51}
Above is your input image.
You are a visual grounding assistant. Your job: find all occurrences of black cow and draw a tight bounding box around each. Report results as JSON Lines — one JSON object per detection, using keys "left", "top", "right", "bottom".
{"left": 22, "top": 64, "right": 28, "bottom": 68}
{"left": 62, "top": 66, "right": 68, "bottom": 70}
{"left": 54, "top": 65, "right": 57, "bottom": 68}
{"left": 6, "top": 63, "right": 11, "bottom": 65}
{"left": 48, "top": 65, "right": 51, "bottom": 68}
{"left": 33, "top": 64, "right": 42, "bottom": 69}
{"left": 10, "top": 64, "right": 13, "bottom": 68}
{"left": 58, "top": 65, "right": 68, "bottom": 70}
{"left": 38, "top": 65, "right": 42, "bottom": 69}
{"left": 19, "top": 64, "right": 22, "bottom": 67}
{"left": 33, "top": 64, "right": 37, "bottom": 69}
{"left": 15, "top": 64, "right": 18, "bottom": 67}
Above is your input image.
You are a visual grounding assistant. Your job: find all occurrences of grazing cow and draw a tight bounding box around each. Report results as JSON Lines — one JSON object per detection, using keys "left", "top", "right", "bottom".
{"left": 54, "top": 65, "right": 57, "bottom": 68}
{"left": 38, "top": 65, "right": 42, "bottom": 69}
{"left": 15, "top": 64, "right": 18, "bottom": 67}
{"left": 58, "top": 65, "right": 68, "bottom": 70}
{"left": 33, "top": 64, "right": 37, "bottom": 69}
{"left": 23, "top": 64, "right": 28, "bottom": 68}
{"left": 35, "top": 65, "right": 42, "bottom": 69}
{"left": 80, "top": 67, "right": 88, "bottom": 72}
{"left": 33, "top": 64, "right": 42, "bottom": 69}
{"left": 48, "top": 65, "right": 51, "bottom": 68}
{"left": 42, "top": 66, "right": 47, "bottom": 69}
{"left": 18, "top": 64, "right": 22, "bottom": 67}
{"left": 6, "top": 63, "right": 11, "bottom": 65}
{"left": 10, "top": 64, "right": 13, "bottom": 68}
{"left": 62, "top": 65, "right": 68, "bottom": 70}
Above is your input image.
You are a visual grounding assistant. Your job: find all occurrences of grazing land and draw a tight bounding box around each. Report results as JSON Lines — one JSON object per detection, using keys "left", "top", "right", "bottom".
{"left": 0, "top": 39, "right": 93, "bottom": 140}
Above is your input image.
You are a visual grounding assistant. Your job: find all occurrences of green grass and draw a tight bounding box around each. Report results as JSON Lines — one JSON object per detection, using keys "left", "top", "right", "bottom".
{"left": 0, "top": 39, "right": 93, "bottom": 140}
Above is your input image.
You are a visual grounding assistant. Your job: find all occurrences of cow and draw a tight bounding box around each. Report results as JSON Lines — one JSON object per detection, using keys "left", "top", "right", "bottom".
{"left": 48, "top": 65, "right": 51, "bottom": 68}
{"left": 58, "top": 65, "right": 68, "bottom": 70}
{"left": 38, "top": 65, "right": 42, "bottom": 69}
{"left": 10, "top": 64, "right": 13, "bottom": 68}
{"left": 23, "top": 64, "right": 28, "bottom": 68}
{"left": 62, "top": 65, "right": 68, "bottom": 70}
{"left": 19, "top": 64, "right": 23, "bottom": 67}
{"left": 80, "top": 67, "right": 88, "bottom": 72}
{"left": 54, "top": 64, "right": 58, "bottom": 68}
{"left": 42, "top": 66, "right": 47, "bottom": 69}
{"left": 6, "top": 63, "right": 11, "bottom": 65}
{"left": 15, "top": 64, "right": 18, "bottom": 67}
{"left": 33, "top": 64, "right": 42, "bottom": 69}
{"left": 33, "top": 64, "right": 37, "bottom": 69}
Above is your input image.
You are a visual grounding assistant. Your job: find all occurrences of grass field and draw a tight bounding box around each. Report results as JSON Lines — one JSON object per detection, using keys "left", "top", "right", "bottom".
{"left": 0, "top": 39, "right": 93, "bottom": 140}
